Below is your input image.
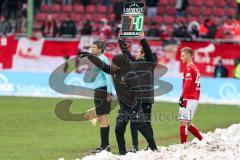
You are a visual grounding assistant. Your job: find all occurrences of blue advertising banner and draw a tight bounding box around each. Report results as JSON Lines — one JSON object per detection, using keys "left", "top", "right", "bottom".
{"left": 0, "top": 71, "right": 239, "bottom": 105}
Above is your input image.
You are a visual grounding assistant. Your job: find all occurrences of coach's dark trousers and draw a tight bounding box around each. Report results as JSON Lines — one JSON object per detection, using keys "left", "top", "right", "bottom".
{"left": 115, "top": 100, "right": 157, "bottom": 155}
{"left": 130, "top": 102, "right": 154, "bottom": 148}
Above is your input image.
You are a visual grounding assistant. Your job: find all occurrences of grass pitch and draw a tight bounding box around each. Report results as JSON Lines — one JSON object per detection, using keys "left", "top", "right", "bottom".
{"left": 0, "top": 96, "right": 239, "bottom": 160}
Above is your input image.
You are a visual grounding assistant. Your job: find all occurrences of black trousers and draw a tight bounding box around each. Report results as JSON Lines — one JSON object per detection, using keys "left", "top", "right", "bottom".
{"left": 130, "top": 103, "right": 154, "bottom": 148}
{"left": 115, "top": 100, "right": 157, "bottom": 155}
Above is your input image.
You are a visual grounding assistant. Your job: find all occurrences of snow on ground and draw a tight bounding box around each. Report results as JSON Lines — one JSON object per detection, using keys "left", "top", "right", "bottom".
{"left": 81, "top": 124, "right": 240, "bottom": 160}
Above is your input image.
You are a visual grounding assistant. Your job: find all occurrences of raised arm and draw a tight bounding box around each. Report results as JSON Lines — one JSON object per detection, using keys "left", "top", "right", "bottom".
{"left": 140, "top": 38, "right": 155, "bottom": 62}
{"left": 78, "top": 51, "right": 111, "bottom": 74}
{"left": 139, "top": 32, "right": 155, "bottom": 62}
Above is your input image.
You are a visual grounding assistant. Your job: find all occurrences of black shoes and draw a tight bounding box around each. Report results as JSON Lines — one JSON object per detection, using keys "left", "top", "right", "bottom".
{"left": 129, "top": 146, "right": 139, "bottom": 153}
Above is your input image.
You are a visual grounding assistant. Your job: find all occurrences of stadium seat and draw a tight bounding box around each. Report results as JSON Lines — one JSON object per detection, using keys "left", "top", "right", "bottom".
{"left": 84, "top": 14, "right": 94, "bottom": 21}
{"left": 159, "top": 0, "right": 167, "bottom": 6}
{"left": 168, "top": 0, "right": 175, "bottom": 6}
{"left": 157, "top": 6, "right": 166, "bottom": 15}
{"left": 108, "top": 14, "right": 115, "bottom": 22}
{"left": 51, "top": 4, "right": 61, "bottom": 12}
{"left": 71, "top": 14, "right": 81, "bottom": 22}
{"left": 168, "top": 7, "right": 176, "bottom": 16}
{"left": 214, "top": 8, "right": 224, "bottom": 17}
{"left": 176, "top": 17, "right": 186, "bottom": 23}
{"left": 108, "top": 6, "right": 113, "bottom": 13}
{"left": 74, "top": 5, "right": 84, "bottom": 13}
{"left": 144, "top": 17, "right": 152, "bottom": 24}
{"left": 59, "top": 13, "right": 68, "bottom": 21}
{"left": 204, "top": 1, "right": 214, "bottom": 7}
{"left": 40, "top": 4, "right": 50, "bottom": 12}
{"left": 93, "top": 14, "right": 106, "bottom": 22}
{"left": 215, "top": 0, "right": 225, "bottom": 8}
{"left": 62, "top": 5, "right": 73, "bottom": 13}
{"left": 192, "top": 0, "right": 202, "bottom": 7}
{"left": 225, "top": 8, "right": 235, "bottom": 17}
{"left": 51, "top": 13, "right": 59, "bottom": 19}
{"left": 229, "top": 0, "right": 237, "bottom": 8}
{"left": 33, "top": 21, "right": 42, "bottom": 30}
{"left": 85, "top": 5, "right": 96, "bottom": 13}
{"left": 191, "top": 7, "right": 201, "bottom": 16}
{"left": 202, "top": 8, "right": 212, "bottom": 16}
{"left": 153, "top": 16, "right": 163, "bottom": 24}
{"left": 36, "top": 13, "right": 47, "bottom": 21}
{"left": 164, "top": 16, "right": 174, "bottom": 25}
{"left": 97, "top": 5, "right": 107, "bottom": 14}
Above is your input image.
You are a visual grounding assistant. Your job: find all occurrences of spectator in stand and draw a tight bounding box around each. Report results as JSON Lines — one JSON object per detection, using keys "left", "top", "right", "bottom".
{"left": 0, "top": 16, "right": 11, "bottom": 35}
{"left": 147, "top": 22, "right": 159, "bottom": 37}
{"left": 234, "top": 58, "right": 240, "bottom": 79}
{"left": 159, "top": 22, "right": 168, "bottom": 39}
{"left": 113, "top": 23, "right": 121, "bottom": 37}
{"left": 146, "top": 0, "right": 159, "bottom": 18}
{"left": 175, "top": 0, "right": 188, "bottom": 17}
{"left": 213, "top": 59, "right": 228, "bottom": 78}
{"left": 63, "top": 55, "right": 70, "bottom": 73}
{"left": 236, "top": 0, "right": 240, "bottom": 19}
{"left": 172, "top": 21, "right": 188, "bottom": 38}
{"left": 103, "top": 0, "right": 111, "bottom": 6}
{"left": 60, "top": 15, "right": 77, "bottom": 38}
{"left": 18, "top": 3, "right": 27, "bottom": 19}
{"left": 34, "top": 0, "right": 42, "bottom": 15}
{"left": 6, "top": 0, "right": 18, "bottom": 19}
{"left": 199, "top": 19, "right": 209, "bottom": 38}
{"left": 16, "top": 13, "right": 27, "bottom": 34}
{"left": 206, "top": 20, "right": 217, "bottom": 39}
{"left": 113, "top": 0, "right": 124, "bottom": 24}
{"left": 188, "top": 21, "right": 200, "bottom": 39}
{"left": 0, "top": 1, "right": 3, "bottom": 16}
{"left": 41, "top": 14, "right": 58, "bottom": 37}
{"left": 81, "top": 19, "right": 92, "bottom": 35}
{"left": 222, "top": 16, "right": 235, "bottom": 38}
{"left": 99, "top": 18, "right": 112, "bottom": 39}
{"left": 82, "top": 0, "right": 91, "bottom": 6}
{"left": 233, "top": 19, "right": 240, "bottom": 40}
{"left": 62, "top": 0, "right": 72, "bottom": 5}
{"left": 43, "top": 0, "right": 53, "bottom": 5}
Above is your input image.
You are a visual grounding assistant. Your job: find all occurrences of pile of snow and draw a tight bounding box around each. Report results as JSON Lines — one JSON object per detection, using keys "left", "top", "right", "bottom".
{"left": 81, "top": 124, "right": 240, "bottom": 160}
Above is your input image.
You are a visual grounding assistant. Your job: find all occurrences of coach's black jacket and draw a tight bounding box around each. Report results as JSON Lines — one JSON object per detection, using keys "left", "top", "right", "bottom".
{"left": 85, "top": 53, "right": 138, "bottom": 107}
{"left": 118, "top": 38, "right": 157, "bottom": 104}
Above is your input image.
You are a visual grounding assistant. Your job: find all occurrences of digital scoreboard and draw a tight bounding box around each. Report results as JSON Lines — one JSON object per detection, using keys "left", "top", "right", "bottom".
{"left": 121, "top": 2, "right": 145, "bottom": 38}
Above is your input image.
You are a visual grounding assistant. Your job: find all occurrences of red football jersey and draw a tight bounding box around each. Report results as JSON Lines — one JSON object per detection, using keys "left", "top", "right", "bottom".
{"left": 182, "top": 63, "right": 200, "bottom": 100}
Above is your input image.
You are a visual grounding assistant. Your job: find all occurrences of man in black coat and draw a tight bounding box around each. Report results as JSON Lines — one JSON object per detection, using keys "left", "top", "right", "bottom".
{"left": 78, "top": 35, "right": 157, "bottom": 155}
{"left": 118, "top": 32, "right": 157, "bottom": 152}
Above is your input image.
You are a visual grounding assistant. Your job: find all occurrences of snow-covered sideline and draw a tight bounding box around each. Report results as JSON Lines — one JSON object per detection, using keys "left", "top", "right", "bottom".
{"left": 82, "top": 124, "right": 240, "bottom": 160}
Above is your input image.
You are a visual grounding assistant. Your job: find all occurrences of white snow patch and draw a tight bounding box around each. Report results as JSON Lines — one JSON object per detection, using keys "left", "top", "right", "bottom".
{"left": 81, "top": 124, "right": 240, "bottom": 160}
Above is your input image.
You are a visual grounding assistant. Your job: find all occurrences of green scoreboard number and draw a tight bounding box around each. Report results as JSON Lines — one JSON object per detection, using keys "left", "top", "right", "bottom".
{"left": 122, "top": 15, "right": 144, "bottom": 32}
{"left": 121, "top": 2, "right": 145, "bottom": 38}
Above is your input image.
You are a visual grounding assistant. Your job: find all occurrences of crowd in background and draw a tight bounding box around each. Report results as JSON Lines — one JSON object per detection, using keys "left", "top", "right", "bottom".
{"left": 0, "top": 0, "right": 240, "bottom": 40}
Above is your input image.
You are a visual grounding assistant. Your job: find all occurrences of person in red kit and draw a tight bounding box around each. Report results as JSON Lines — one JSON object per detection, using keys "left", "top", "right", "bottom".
{"left": 179, "top": 47, "right": 203, "bottom": 144}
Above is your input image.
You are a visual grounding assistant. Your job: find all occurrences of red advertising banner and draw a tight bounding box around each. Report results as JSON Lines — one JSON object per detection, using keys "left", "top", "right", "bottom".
{"left": 176, "top": 41, "right": 240, "bottom": 77}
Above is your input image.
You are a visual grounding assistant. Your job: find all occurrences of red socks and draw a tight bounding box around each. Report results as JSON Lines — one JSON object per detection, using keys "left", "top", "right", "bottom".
{"left": 188, "top": 124, "right": 203, "bottom": 141}
{"left": 180, "top": 125, "right": 188, "bottom": 144}
{"left": 180, "top": 124, "right": 203, "bottom": 144}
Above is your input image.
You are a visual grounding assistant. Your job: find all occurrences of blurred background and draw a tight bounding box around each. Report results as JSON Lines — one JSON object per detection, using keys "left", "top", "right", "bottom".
{"left": 0, "top": 0, "right": 240, "bottom": 102}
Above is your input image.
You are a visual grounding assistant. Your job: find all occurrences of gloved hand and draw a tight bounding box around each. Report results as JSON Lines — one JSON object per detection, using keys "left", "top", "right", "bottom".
{"left": 78, "top": 50, "right": 90, "bottom": 58}
{"left": 179, "top": 96, "right": 184, "bottom": 108}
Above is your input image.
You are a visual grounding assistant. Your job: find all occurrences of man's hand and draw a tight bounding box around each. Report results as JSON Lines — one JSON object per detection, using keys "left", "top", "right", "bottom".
{"left": 118, "top": 29, "right": 124, "bottom": 40}
{"left": 179, "top": 96, "right": 184, "bottom": 107}
{"left": 78, "top": 50, "right": 90, "bottom": 58}
{"left": 139, "top": 31, "right": 144, "bottom": 40}
{"left": 107, "top": 93, "right": 113, "bottom": 102}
